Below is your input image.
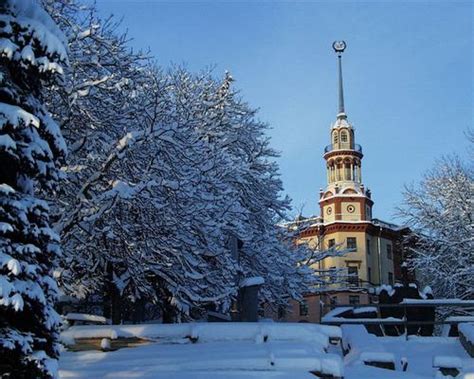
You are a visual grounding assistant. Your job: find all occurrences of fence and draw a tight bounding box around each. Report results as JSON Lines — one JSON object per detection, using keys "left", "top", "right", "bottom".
{"left": 320, "top": 300, "right": 474, "bottom": 340}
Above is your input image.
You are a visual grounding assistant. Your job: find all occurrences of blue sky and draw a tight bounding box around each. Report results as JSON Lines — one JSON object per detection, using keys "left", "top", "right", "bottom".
{"left": 97, "top": 0, "right": 472, "bottom": 222}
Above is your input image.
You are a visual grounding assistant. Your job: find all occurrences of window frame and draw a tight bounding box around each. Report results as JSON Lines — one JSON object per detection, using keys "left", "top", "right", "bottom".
{"left": 347, "top": 266, "right": 359, "bottom": 286}
{"left": 347, "top": 237, "right": 357, "bottom": 250}
{"left": 299, "top": 300, "right": 309, "bottom": 316}
{"left": 349, "top": 295, "right": 360, "bottom": 305}
{"left": 386, "top": 244, "right": 393, "bottom": 260}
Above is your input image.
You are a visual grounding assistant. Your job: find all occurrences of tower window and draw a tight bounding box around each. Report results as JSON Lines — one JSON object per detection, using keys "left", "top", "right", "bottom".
{"left": 345, "top": 163, "right": 351, "bottom": 180}
{"left": 341, "top": 131, "right": 348, "bottom": 142}
{"left": 333, "top": 132, "right": 338, "bottom": 144}
{"left": 367, "top": 239, "right": 371, "bottom": 255}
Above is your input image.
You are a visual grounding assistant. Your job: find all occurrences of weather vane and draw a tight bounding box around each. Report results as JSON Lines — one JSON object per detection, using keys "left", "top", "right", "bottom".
{"left": 332, "top": 41, "right": 347, "bottom": 56}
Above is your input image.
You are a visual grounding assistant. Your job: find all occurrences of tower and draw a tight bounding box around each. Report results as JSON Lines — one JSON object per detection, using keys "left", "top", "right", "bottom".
{"left": 319, "top": 41, "right": 373, "bottom": 224}
{"left": 267, "top": 41, "right": 411, "bottom": 323}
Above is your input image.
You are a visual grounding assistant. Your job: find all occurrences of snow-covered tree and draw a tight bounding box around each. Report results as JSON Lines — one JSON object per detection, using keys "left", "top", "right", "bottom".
{"left": 39, "top": 0, "right": 325, "bottom": 321}
{"left": 0, "top": 0, "right": 67, "bottom": 377}
{"left": 398, "top": 151, "right": 473, "bottom": 302}
{"left": 40, "top": 1, "right": 157, "bottom": 321}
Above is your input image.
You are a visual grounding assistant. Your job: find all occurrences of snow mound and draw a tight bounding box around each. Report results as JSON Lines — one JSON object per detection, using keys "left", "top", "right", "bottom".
{"left": 459, "top": 323, "right": 474, "bottom": 343}
{"left": 240, "top": 276, "right": 265, "bottom": 288}
{"left": 61, "top": 322, "right": 341, "bottom": 347}
{"left": 341, "top": 324, "right": 394, "bottom": 366}
{"left": 60, "top": 323, "right": 345, "bottom": 378}
{"left": 64, "top": 313, "right": 108, "bottom": 324}
{"left": 433, "top": 355, "right": 463, "bottom": 369}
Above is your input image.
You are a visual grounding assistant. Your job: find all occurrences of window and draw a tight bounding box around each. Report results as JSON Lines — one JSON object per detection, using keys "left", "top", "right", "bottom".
{"left": 368, "top": 267, "right": 372, "bottom": 283}
{"left": 299, "top": 300, "right": 309, "bottom": 316}
{"left": 345, "top": 163, "right": 351, "bottom": 180}
{"left": 386, "top": 244, "right": 392, "bottom": 260}
{"left": 388, "top": 272, "right": 394, "bottom": 285}
{"left": 367, "top": 239, "right": 371, "bottom": 255}
{"left": 328, "top": 239, "right": 336, "bottom": 249}
{"left": 341, "top": 131, "right": 348, "bottom": 142}
{"left": 329, "top": 266, "right": 337, "bottom": 281}
{"left": 348, "top": 266, "right": 359, "bottom": 286}
{"left": 330, "top": 296, "right": 338, "bottom": 306}
{"left": 333, "top": 132, "right": 338, "bottom": 144}
{"left": 347, "top": 237, "right": 357, "bottom": 250}
{"left": 349, "top": 295, "right": 360, "bottom": 305}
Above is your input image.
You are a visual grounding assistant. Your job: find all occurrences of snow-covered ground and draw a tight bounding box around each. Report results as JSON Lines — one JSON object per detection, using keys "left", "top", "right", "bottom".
{"left": 60, "top": 341, "right": 329, "bottom": 378}
{"left": 340, "top": 336, "right": 474, "bottom": 378}
{"left": 58, "top": 323, "right": 474, "bottom": 378}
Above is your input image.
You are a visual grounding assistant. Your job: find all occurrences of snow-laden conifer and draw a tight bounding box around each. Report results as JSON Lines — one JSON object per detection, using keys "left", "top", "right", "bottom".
{"left": 0, "top": 0, "right": 67, "bottom": 377}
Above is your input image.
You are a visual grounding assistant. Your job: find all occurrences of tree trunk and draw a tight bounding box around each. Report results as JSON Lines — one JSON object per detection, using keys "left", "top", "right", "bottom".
{"left": 103, "top": 261, "right": 122, "bottom": 324}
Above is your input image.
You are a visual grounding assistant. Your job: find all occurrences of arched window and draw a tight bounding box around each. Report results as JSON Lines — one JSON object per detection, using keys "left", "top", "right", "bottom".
{"left": 341, "top": 131, "right": 348, "bottom": 143}
{"left": 345, "top": 163, "right": 351, "bottom": 180}
{"left": 333, "top": 131, "right": 338, "bottom": 144}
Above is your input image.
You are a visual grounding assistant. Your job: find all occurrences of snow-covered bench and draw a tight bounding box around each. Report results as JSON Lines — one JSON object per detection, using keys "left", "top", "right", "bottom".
{"left": 62, "top": 322, "right": 341, "bottom": 346}
{"left": 61, "top": 322, "right": 344, "bottom": 378}
{"left": 341, "top": 324, "right": 396, "bottom": 370}
{"left": 458, "top": 323, "right": 474, "bottom": 357}
{"left": 433, "top": 355, "right": 463, "bottom": 377}
{"left": 64, "top": 312, "right": 109, "bottom": 326}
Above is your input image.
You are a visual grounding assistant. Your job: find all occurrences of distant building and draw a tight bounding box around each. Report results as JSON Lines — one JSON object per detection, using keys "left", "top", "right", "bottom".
{"left": 268, "top": 42, "right": 412, "bottom": 323}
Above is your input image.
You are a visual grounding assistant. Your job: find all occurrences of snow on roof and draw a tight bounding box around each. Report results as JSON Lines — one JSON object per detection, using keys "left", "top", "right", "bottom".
{"left": 353, "top": 306, "right": 377, "bottom": 314}
{"left": 371, "top": 218, "right": 407, "bottom": 231}
{"left": 239, "top": 276, "right": 264, "bottom": 288}
{"left": 331, "top": 117, "right": 352, "bottom": 129}
{"left": 322, "top": 307, "right": 352, "bottom": 321}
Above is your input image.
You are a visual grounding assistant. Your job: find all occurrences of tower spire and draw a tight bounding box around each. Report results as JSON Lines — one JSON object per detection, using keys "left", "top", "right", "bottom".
{"left": 332, "top": 41, "right": 347, "bottom": 119}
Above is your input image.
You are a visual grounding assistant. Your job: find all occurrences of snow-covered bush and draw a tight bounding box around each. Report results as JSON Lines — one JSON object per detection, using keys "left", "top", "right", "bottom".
{"left": 0, "top": 0, "right": 67, "bottom": 377}
{"left": 398, "top": 151, "right": 473, "bottom": 306}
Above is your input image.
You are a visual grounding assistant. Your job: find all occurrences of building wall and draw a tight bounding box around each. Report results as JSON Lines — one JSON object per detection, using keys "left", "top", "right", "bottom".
{"left": 299, "top": 226, "right": 398, "bottom": 287}
{"left": 264, "top": 292, "right": 372, "bottom": 323}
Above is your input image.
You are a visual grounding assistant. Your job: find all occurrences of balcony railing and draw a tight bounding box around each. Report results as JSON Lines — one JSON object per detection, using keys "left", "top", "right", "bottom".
{"left": 324, "top": 143, "right": 362, "bottom": 154}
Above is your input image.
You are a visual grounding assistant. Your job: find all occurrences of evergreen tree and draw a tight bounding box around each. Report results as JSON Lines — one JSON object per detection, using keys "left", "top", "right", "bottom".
{"left": 0, "top": 0, "right": 67, "bottom": 377}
